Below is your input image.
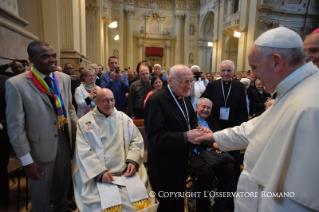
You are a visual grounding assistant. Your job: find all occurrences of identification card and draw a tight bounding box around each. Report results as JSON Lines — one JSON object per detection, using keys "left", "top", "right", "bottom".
{"left": 219, "top": 107, "right": 230, "bottom": 120}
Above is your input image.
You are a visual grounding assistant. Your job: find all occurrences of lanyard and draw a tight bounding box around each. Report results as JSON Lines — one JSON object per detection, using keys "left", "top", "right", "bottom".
{"left": 168, "top": 85, "right": 190, "bottom": 130}
{"left": 221, "top": 78, "right": 232, "bottom": 107}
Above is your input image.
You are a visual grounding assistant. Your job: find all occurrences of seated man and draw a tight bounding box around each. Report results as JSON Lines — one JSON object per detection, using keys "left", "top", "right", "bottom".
{"left": 189, "top": 97, "right": 235, "bottom": 212}
{"left": 72, "top": 88, "right": 158, "bottom": 212}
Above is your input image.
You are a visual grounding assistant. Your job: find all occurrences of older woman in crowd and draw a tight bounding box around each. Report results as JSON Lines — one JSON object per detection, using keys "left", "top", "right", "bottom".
{"left": 143, "top": 75, "right": 163, "bottom": 107}
{"left": 74, "top": 68, "right": 101, "bottom": 118}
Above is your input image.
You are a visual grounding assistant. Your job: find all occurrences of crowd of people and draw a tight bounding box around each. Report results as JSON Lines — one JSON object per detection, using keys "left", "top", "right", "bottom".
{"left": 0, "top": 26, "right": 318, "bottom": 212}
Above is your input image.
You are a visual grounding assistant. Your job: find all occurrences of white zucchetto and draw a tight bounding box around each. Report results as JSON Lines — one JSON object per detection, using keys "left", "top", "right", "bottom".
{"left": 254, "top": 27, "right": 303, "bottom": 48}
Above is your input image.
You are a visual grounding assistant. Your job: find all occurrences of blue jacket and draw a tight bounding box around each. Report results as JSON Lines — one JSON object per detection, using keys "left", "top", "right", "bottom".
{"left": 100, "top": 72, "right": 129, "bottom": 107}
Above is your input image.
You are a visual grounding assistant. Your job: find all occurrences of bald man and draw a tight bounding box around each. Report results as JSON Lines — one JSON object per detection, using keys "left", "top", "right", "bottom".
{"left": 72, "top": 88, "right": 158, "bottom": 212}
{"left": 144, "top": 64, "right": 205, "bottom": 212}
{"left": 303, "top": 28, "right": 319, "bottom": 68}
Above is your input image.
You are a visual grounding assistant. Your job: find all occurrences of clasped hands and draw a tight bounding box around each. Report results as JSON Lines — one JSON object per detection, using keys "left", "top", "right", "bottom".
{"left": 187, "top": 126, "right": 220, "bottom": 150}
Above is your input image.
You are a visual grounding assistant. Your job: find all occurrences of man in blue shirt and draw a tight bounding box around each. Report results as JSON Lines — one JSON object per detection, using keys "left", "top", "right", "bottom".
{"left": 100, "top": 56, "right": 129, "bottom": 112}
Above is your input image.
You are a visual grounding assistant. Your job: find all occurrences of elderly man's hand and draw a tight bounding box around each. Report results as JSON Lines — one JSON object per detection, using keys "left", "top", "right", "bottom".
{"left": 195, "top": 132, "right": 215, "bottom": 144}
{"left": 187, "top": 129, "right": 204, "bottom": 145}
{"left": 25, "top": 162, "right": 44, "bottom": 180}
{"left": 196, "top": 126, "right": 212, "bottom": 133}
{"left": 124, "top": 163, "right": 136, "bottom": 177}
{"left": 102, "top": 171, "right": 114, "bottom": 184}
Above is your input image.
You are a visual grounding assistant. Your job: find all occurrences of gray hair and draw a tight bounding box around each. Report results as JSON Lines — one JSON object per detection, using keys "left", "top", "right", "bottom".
{"left": 254, "top": 46, "right": 305, "bottom": 66}
{"left": 220, "top": 60, "right": 235, "bottom": 72}
{"left": 81, "top": 68, "right": 96, "bottom": 77}
{"left": 90, "top": 63, "right": 98, "bottom": 68}
{"left": 196, "top": 97, "right": 213, "bottom": 108}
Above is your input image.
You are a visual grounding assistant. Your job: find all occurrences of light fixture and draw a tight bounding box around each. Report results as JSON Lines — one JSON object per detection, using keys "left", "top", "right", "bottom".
{"left": 114, "top": 35, "right": 119, "bottom": 40}
{"left": 208, "top": 42, "right": 213, "bottom": 47}
{"left": 108, "top": 21, "right": 118, "bottom": 28}
{"left": 234, "top": 30, "right": 241, "bottom": 38}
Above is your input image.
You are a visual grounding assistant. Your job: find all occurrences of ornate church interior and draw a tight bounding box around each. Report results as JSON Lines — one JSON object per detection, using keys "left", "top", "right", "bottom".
{"left": 1, "top": 0, "right": 318, "bottom": 74}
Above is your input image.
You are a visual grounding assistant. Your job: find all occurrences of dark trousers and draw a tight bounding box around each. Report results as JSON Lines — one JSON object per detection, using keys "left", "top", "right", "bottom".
{"left": 133, "top": 107, "right": 144, "bottom": 119}
{"left": 0, "top": 129, "right": 10, "bottom": 211}
{"left": 189, "top": 152, "right": 235, "bottom": 212}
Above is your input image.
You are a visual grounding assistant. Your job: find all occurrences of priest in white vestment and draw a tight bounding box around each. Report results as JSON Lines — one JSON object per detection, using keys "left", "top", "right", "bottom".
{"left": 72, "top": 88, "right": 158, "bottom": 212}
{"left": 196, "top": 27, "right": 319, "bottom": 212}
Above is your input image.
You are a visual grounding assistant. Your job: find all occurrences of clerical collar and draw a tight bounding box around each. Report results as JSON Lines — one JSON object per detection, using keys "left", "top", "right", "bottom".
{"left": 171, "top": 89, "right": 183, "bottom": 99}
{"left": 258, "top": 90, "right": 263, "bottom": 94}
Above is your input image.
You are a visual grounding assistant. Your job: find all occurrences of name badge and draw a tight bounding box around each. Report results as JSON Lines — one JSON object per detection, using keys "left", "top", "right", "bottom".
{"left": 219, "top": 107, "right": 230, "bottom": 120}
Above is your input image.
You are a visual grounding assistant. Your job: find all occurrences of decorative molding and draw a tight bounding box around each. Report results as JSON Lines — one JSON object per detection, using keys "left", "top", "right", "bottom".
{"left": 85, "top": 3, "right": 96, "bottom": 15}
{"left": 124, "top": 0, "right": 134, "bottom": 4}
{"left": 0, "top": 5, "right": 28, "bottom": 27}
{"left": 124, "top": 9, "right": 135, "bottom": 19}
{"left": 0, "top": 18, "right": 38, "bottom": 40}
{"left": 174, "top": 13, "right": 185, "bottom": 22}
{"left": 258, "top": 20, "right": 269, "bottom": 30}
{"left": 113, "top": 49, "right": 119, "bottom": 58}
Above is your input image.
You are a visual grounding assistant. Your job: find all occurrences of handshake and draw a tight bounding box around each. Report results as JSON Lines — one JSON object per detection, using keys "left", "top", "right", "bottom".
{"left": 186, "top": 127, "right": 219, "bottom": 150}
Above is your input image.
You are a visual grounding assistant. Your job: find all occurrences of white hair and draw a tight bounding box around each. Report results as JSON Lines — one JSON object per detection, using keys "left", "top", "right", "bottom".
{"left": 196, "top": 97, "right": 213, "bottom": 108}
{"left": 190, "top": 65, "right": 200, "bottom": 72}
{"left": 220, "top": 60, "right": 235, "bottom": 72}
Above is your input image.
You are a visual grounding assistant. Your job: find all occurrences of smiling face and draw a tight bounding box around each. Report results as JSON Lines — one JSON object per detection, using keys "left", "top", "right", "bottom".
{"left": 196, "top": 99, "right": 212, "bottom": 120}
{"left": 168, "top": 65, "right": 193, "bottom": 97}
{"left": 303, "top": 33, "right": 319, "bottom": 68}
{"left": 153, "top": 78, "right": 163, "bottom": 91}
{"left": 29, "top": 46, "right": 57, "bottom": 76}
{"left": 95, "top": 89, "right": 115, "bottom": 116}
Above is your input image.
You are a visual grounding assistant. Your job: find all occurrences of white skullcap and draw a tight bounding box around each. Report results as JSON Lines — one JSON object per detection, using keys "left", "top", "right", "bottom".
{"left": 254, "top": 27, "right": 303, "bottom": 48}
{"left": 240, "top": 78, "right": 251, "bottom": 85}
{"left": 190, "top": 65, "right": 200, "bottom": 72}
{"left": 154, "top": 64, "right": 161, "bottom": 68}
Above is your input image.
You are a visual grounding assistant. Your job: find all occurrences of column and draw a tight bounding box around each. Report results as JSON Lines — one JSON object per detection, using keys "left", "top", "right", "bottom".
{"left": 198, "top": 40, "right": 206, "bottom": 70}
{"left": 165, "top": 40, "right": 171, "bottom": 70}
{"left": 174, "top": 13, "right": 184, "bottom": 64}
{"left": 125, "top": 9, "right": 135, "bottom": 68}
{"left": 138, "top": 38, "right": 143, "bottom": 61}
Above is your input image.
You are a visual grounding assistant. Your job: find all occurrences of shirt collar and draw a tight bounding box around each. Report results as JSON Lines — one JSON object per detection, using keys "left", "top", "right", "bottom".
{"left": 37, "top": 70, "right": 53, "bottom": 79}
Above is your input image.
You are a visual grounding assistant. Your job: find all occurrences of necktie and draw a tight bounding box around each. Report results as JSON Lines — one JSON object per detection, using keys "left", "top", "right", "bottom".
{"left": 44, "top": 76, "right": 56, "bottom": 110}
{"left": 44, "top": 76, "right": 54, "bottom": 92}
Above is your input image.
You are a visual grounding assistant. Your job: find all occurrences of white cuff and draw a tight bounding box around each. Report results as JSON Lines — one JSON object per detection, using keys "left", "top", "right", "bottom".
{"left": 0, "top": 123, "right": 3, "bottom": 130}
{"left": 19, "top": 153, "right": 34, "bottom": 166}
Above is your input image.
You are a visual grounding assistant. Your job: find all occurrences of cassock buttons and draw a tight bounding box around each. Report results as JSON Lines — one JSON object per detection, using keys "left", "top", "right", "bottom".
{"left": 55, "top": 134, "right": 58, "bottom": 137}
{"left": 54, "top": 122, "right": 57, "bottom": 125}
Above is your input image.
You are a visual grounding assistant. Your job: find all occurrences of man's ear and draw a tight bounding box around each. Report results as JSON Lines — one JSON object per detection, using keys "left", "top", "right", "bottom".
{"left": 273, "top": 53, "right": 284, "bottom": 74}
{"left": 167, "top": 76, "right": 172, "bottom": 85}
{"left": 28, "top": 56, "right": 34, "bottom": 64}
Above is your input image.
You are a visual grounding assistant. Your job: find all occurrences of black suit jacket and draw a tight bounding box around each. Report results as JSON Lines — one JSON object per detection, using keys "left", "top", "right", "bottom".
{"left": 201, "top": 79, "right": 248, "bottom": 129}
{"left": 252, "top": 88, "right": 271, "bottom": 115}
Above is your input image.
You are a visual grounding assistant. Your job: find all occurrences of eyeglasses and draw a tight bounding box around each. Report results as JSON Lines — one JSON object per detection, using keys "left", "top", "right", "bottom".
{"left": 97, "top": 98, "right": 115, "bottom": 103}
{"left": 171, "top": 77, "right": 194, "bottom": 85}
{"left": 220, "top": 69, "right": 233, "bottom": 74}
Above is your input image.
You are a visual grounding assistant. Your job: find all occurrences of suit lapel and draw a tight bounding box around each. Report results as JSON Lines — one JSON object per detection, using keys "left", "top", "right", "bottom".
{"left": 26, "top": 74, "right": 54, "bottom": 110}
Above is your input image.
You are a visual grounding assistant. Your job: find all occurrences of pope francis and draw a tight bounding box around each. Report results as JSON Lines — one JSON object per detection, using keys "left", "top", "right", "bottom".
{"left": 196, "top": 27, "right": 319, "bottom": 211}
{"left": 72, "top": 88, "right": 158, "bottom": 212}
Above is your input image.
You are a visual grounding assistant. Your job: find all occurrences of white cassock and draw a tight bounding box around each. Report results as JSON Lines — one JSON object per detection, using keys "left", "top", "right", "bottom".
{"left": 213, "top": 62, "right": 319, "bottom": 212}
{"left": 190, "top": 78, "right": 208, "bottom": 110}
{"left": 72, "top": 107, "right": 158, "bottom": 212}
